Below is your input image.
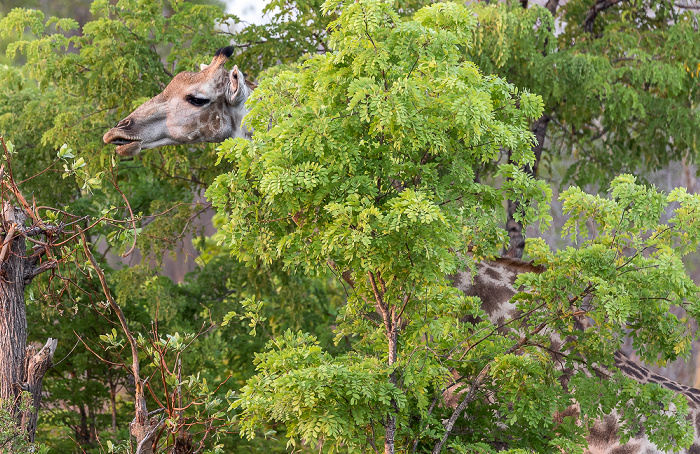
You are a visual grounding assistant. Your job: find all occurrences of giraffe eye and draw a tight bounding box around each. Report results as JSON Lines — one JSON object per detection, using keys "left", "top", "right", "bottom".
{"left": 185, "top": 95, "right": 209, "bottom": 107}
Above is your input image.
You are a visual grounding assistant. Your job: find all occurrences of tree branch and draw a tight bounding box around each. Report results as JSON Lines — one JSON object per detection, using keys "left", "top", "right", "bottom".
{"left": 78, "top": 228, "right": 148, "bottom": 424}
{"left": 432, "top": 319, "right": 549, "bottom": 454}
{"left": 584, "top": 0, "right": 626, "bottom": 32}
{"left": 23, "top": 259, "right": 58, "bottom": 285}
{"left": 545, "top": 0, "right": 560, "bottom": 15}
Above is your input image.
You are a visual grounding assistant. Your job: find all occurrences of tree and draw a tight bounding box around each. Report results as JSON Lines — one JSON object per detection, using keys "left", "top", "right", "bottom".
{"left": 465, "top": 0, "right": 700, "bottom": 256}
{"left": 232, "top": 0, "right": 700, "bottom": 259}
{"left": 209, "top": 1, "right": 538, "bottom": 452}
{"left": 0, "top": 2, "right": 347, "bottom": 450}
{"left": 0, "top": 138, "right": 67, "bottom": 449}
{"left": 209, "top": 1, "right": 700, "bottom": 453}
{"left": 0, "top": 1, "right": 235, "bottom": 451}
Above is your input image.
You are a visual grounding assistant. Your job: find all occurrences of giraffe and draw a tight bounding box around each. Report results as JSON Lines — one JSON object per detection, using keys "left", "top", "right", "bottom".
{"left": 451, "top": 258, "right": 700, "bottom": 453}
{"left": 101, "top": 49, "right": 700, "bottom": 453}
{"left": 103, "top": 46, "right": 255, "bottom": 157}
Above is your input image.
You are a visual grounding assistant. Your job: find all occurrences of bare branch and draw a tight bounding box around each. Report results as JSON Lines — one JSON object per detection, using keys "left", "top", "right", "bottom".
{"left": 78, "top": 228, "right": 147, "bottom": 424}
{"left": 24, "top": 259, "right": 58, "bottom": 285}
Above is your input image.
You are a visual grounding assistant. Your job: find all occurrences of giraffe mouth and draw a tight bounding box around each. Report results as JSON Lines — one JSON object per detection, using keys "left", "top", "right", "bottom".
{"left": 113, "top": 141, "right": 143, "bottom": 157}
{"left": 103, "top": 130, "right": 143, "bottom": 157}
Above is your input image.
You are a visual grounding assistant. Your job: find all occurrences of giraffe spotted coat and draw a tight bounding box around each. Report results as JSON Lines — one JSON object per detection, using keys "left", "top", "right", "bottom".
{"left": 451, "top": 258, "right": 700, "bottom": 453}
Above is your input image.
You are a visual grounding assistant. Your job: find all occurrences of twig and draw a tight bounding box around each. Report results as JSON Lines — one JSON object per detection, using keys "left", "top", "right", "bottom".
{"left": 0, "top": 433, "right": 20, "bottom": 450}
{"left": 51, "top": 340, "right": 81, "bottom": 367}
{"left": 73, "top": 331, "right": 123, "bottom": 367}
{"left": 78, "top": 228, "right": 148, "bottom": 425}
{"left": 106, "top": 170, "right": 139, "bottom": 258}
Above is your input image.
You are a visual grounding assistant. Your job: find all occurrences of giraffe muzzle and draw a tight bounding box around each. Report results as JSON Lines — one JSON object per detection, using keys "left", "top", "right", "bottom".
{"left": 103, "top": 129, "right": 143, "bottom": 156}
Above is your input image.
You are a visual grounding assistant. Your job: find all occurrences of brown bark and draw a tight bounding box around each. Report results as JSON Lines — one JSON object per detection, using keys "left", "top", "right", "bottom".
{"left": 171, "top": 433, "right": 193, "bottom": 454}
{"left": 78, "top": 404, "right": 90, "bottom": 444}
{"left": 544, "top": 0, "right": 560, "bottom": 15}
{"left": 131, "top": 416, "right": 163, "bottom": 454}
{"left": 21, "top": 339, "right": 56, "bottom": 440}
{"left": 503, "top": 115, "right": 550, "bottom": 259}
{"left": 584, "top": 0, "right": 626, "bottom": 32}
{"left": 367, "top": 271, "right": 400, "bottom": 454}
{"left": 384, "top": 319, "right": 398, "bottom": 454}
{"left": 431, "top": 364, "right": 491, "bottom": 454}
{"left": 0, "top": 203, "right": 56, "bottom": 445}
{"left": 109, "top": 376, "right": 118, "bottom": 434}
{"left": 170, "top": 358, "right": 192, "bottom": 454}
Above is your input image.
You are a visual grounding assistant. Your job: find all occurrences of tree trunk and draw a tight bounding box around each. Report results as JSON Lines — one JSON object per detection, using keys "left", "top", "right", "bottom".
{"left": 171, "top": 433, "right": 193, "bottom": 454}
{"left": 0, "top": 203, "right": 56, "bottom": 445}
{"left": 78, "top": 404, "right": 90, "bottom": 444}
{"left": 503, "top": 115, "right": 550, "bottom": 259}
{"left": 130, "top": 410, "right": 162, "bottom": 454}
{"left": 384, "top": 313, "right": 398, "bottom": 454}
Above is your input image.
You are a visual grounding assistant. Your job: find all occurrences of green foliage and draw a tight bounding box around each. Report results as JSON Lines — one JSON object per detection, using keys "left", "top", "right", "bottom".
{"left": 237, "top": 0, "right": 700, "bottom": 188}
{"left": 0, "top": 393, "right": 48, "bottom": 454}
{"left": 524, "top": 175, "right": 700, "bottom": 366}
{"left": 570, "top": 372, "right": 692, "bottom": 451}
{"left": 0, "top": 0, "right": 698, "bottom": 452}
{"left": 0, "top": 0, "right": 346, "bottom": 450}
{"left": 207, "top": 1, "right": 631, "bottom": 452}
{"left": 238, "top": 330, "right": 404, "bottom": 453}
{"left": 27, "top": 260, "right": 142, "bottom": 453}
{"left": 211, "top": 1, "right": 700, "bottom": 452}
{"left": 209, "top": 0, "right": 549, "bottom": 269}
{"left": 235, "top": 0, "right": 428, "bottom": 74}
{"left": 465, "top": 0, "right": 700, "bottom": 187}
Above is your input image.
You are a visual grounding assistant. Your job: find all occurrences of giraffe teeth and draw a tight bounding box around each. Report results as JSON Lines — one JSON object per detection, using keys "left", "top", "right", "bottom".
{"left": 105, "top": 134, "right": 141, "bottom": 146}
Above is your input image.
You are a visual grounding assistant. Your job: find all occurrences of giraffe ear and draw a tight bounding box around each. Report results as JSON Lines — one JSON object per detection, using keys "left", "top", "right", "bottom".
{"left": 199, "top": 63, "right": 209, "bottom": 71}
{"left": 228, "top": 66, "right": 252, "bottom": 103}
{"left": 229, "top": 65, "right": 241, "bottom": 90}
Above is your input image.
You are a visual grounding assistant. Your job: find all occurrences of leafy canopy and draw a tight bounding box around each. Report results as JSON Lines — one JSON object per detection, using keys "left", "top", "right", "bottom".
{"left": 465, "top": 0, "right": 700, "bottom": 187}
{"left": 209, "top": 1, "right": 700, "bottom": 452}
{"left": 208, "top": 1, "right": 557, "bottom": 451}
{"left": 209, "top": 0, "right": 550, "bottom": 273}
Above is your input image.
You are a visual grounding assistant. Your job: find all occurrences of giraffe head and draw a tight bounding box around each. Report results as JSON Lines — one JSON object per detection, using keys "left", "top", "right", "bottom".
{"left": 103, "top": 46, "right": 255, "bottom": 157}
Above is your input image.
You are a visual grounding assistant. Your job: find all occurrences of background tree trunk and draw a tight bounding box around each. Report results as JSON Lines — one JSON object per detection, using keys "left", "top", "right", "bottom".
{"left": 0, "top": 203, "right": 56, "bottom": 444}
{"left": 503, "top": 115, "right": 550, "bottom": 259}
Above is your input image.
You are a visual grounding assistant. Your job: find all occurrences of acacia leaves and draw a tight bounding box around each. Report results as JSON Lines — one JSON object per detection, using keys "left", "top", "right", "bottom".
{"left": 237, "top": 331, "right": 405, "bottom": 454}
{"left": 210, "top": 0, "right": 553, "bottom": 451}
{"left": 209, "top": 0, "right": 548, "bottom": 275}
{"left": 524, "top": 175, "right": 700, "bottom": 367}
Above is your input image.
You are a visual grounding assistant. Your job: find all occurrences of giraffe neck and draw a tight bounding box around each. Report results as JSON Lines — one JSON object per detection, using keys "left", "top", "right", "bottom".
{"left": 451, "top": 258, "right": 700, "bottom": 453}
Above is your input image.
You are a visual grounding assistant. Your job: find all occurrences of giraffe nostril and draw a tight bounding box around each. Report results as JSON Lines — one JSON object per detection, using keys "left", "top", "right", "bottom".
{"left": 116, "top": 118, "right": 132, "bottom": 129}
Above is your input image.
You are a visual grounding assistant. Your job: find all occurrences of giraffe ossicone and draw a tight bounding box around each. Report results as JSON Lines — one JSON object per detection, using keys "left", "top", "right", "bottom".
{"left": 103, "top": 46, "right": 255, "bottom": 157}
